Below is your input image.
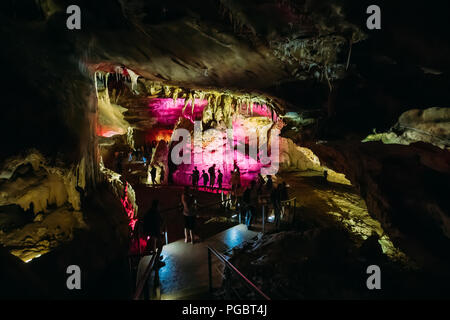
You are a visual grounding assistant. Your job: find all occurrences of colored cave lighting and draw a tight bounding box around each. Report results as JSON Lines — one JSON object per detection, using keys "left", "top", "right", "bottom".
{"left": 146, "top": 129, "right": 173, "bottom": 143}
{"left": 172, "top": 142, "right": 274, "bottom": 189}
{"left": 148, "top": 98, "right": 209, "bottom": 125}
{"left": 97, "top": 126, "right": 125, "bottom": 138}
{"left": 236, "top": 102, "right": 277, "bottom": 121}
{"left": 169, "top": 117, "right": 277, "bottom": 189}
{"left": 148, "top": 98, "right": 276, "bottom": 125}
{"left": 142, "top": 97, "right": 279, "bottom": 190}
{"left": 121, "top": 182, "right": 137, "bottom": 230}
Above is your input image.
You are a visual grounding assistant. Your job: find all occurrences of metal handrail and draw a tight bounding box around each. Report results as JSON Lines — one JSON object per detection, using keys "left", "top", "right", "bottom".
{"left": 156, "top": 192, "right": 230, "bottom": 215}
{"left": 281, "top": 197, "right": 296, "bottom": 204}
{"left": 156, "top": 189, "right": 239, "bottom": 219}
{"left": 207, "top": 246, "right": 270, "bottom": 300}
{"left": 133, "top": 247, "right": 160, "bottom": 300}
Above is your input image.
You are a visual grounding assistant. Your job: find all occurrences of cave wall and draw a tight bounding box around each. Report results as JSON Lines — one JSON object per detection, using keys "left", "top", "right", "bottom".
{"left": 307, "top": 140, "right": 450, "bottom": 271}
{"left": 0, "top": 1, "right": 133, "bottom": 288}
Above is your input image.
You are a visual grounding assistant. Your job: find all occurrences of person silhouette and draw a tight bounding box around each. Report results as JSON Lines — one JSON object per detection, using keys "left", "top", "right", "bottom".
{"left": 208, "top": 164, "right": 216, "bottom": 189}
{"left": 150, "top": 166, "right": 157, "bottom": 184}
{"left": 266, "top": 175, "right": 273, "bottom": 191}
{"left": 143, "top": 199, "right": 162, "bottom": 253}
{"left": 181, "top": 187, "right": 196, "bottom": 244}
{"left": 217, "top": 170, "right": 223, "bottom": 190}
{"left": 192, "top": 166, "right": 200, "bottom": 188}
{"left": 201, "top": 170, "right": 209, "bottom": 187}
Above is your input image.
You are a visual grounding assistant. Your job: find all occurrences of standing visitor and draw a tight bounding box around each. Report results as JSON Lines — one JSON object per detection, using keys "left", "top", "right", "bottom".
{"left": 244, "top": 181, "right": 257, "bottom": 229}
{"left": 279, "top": 181, "right": 289, "bottom": 217}
{"left": 143, "top": 199, "right": 162, "bottom": 253}
{"left": 181, "top": 187, "right": 196, "bottom": 244}
{"left": 266, "top": 175, "right": 273, "bottom": 191}
{"left": 159, "top": 165, "right": 165, "bottom": 184}
{"left": 217, "top": 170, "right": 223, "bottom": 190}
{"left": 235, "top": 184, "right": 245, "bottom": 217}
{"left": 231, "top": 170, "right": 241, "bottom": 195}
{"left": 280, "top": 181, "right": 289, "bottom": 201}
{"left": 192, "top": 166, "right": 200, "bottom": 188}
{"left": 201, "top": 170, "right": 209, "bottom": 187}
{"left": 271, "top": 185, "right": 282, "bottom": 230}
{"left": 150, "top": 166, "right": 157, "bottom": 184}
{"left": 257, "top": 173, "right": 265, "bottom": 192}
{"left": 208, "top": 164, "right": 216, "bottom": 189}
{"left": 249, "top": 180, "right": 259, "bottom": 226}
{"left": 233, "top": 161, "right": 240, "bottom": 175}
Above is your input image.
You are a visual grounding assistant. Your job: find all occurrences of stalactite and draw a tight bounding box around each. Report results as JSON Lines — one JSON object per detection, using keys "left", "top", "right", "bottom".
{"left": 172, "top": 87, "right": 182, "bottom": 106}
{"left": 191, "top": 92, "right": 196, "bottom": 115}
{"left": 182, "top": 92, "right": 192, "bottom": 114}
{"left": 163, "top": 85, "right": 171, "bottom": 97}
{"left": 126, "top": 68, "right": 140, "bottom": 94}
{"left": 94, "top": 71, "right": 99, "bottom": 98}
{"left": 214, "top": 94, "right": 220, "bottom": 116}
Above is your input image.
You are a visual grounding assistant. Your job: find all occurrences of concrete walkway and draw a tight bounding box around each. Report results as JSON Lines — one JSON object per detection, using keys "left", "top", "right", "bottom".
{"left": 158, "top": 224, "right": 258, "bottom": 300}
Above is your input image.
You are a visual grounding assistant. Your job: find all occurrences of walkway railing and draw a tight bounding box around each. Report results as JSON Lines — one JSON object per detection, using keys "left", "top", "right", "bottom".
{"left": 207, "top": 246, "right": 270, "bottom": 300}
{"left": 132, "top": 194, "right": 296, "bottom": 300}
{"left": 133, "top": 247, "right": 161, "bottom": 300}
{"left": 256, "top": 197, "right": 297, "bottom": 232}
{"left": 280, "top": 197, "right": 297, "bottom": 225}
{"left": 156, "top": 196, "right": 238, "bottom": 245}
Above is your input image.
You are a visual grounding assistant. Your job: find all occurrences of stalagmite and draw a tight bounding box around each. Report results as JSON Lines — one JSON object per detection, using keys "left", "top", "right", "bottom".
{"left": 127, "top": 127, "right": 135, "bottom": 150}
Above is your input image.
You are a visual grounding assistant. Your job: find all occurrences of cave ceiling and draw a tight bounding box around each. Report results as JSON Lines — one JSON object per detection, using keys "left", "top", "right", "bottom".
{"left": 81, "top": 0, "right": 364, "bottom": 91}
{"left": 80, "top": 0, "right": 366, "bottom": 133}
{"left": 2, "top": 0, "right": 450, "bottom": 148}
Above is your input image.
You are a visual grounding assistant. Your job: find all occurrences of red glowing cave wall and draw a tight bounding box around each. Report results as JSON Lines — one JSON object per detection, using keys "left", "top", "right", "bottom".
{"left": 145, "top": 129, "right": 173, "bottom": 143}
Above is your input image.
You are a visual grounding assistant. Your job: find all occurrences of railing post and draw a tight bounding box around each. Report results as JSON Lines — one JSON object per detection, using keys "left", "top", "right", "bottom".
{"left": 138, "top": 228, "right": 142, "bottom": 256}
{"left": 262, "top": 205, "right": 265, "bottom": 233}
{"left": 293, "top": 198, "right": 297, "bottom": 225}
{"left": 154, "top": 263, "right": 161, "bottom": 300}
{"left": 208, "top": 248, "right": 213, "bottom": 293}
{"left": 143, "top": 278, "right": 149, "bottom": 300}
{"left": 225, "top": 266, "right": 232, "bottom": 299}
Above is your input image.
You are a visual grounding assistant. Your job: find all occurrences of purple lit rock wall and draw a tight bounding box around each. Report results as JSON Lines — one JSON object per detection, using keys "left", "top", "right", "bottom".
{"left": 146, "top": 98, "right": 276, "bottom": 189}
{"left": 148, "top": 98, "right": 209, "bottom": 126}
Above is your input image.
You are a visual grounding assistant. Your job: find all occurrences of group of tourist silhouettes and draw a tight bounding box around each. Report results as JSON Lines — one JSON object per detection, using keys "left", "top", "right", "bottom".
{"left": 235, "top": 174, "right": 289, "bottom": 231}
{"left": 113, "top": 140, "right": 168, "bottom": 185}
{"left": 191, "top": 164, "right": 224, "bottom": 190}
{"left": 140, "top": 161, "right": 290, "bottom": 253}
{"left": 191, "top": 162, "right": 241, "bottom": 191}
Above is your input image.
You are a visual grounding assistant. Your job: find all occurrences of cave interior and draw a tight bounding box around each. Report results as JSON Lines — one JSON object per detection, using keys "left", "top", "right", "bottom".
{"left": 0, "top": 0, "right": 449, "bottom": 300}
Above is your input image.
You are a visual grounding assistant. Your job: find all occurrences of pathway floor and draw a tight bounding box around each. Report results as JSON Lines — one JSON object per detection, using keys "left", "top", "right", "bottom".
{"left": 158, "top": 224, "right": 258, "bottom": 300}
